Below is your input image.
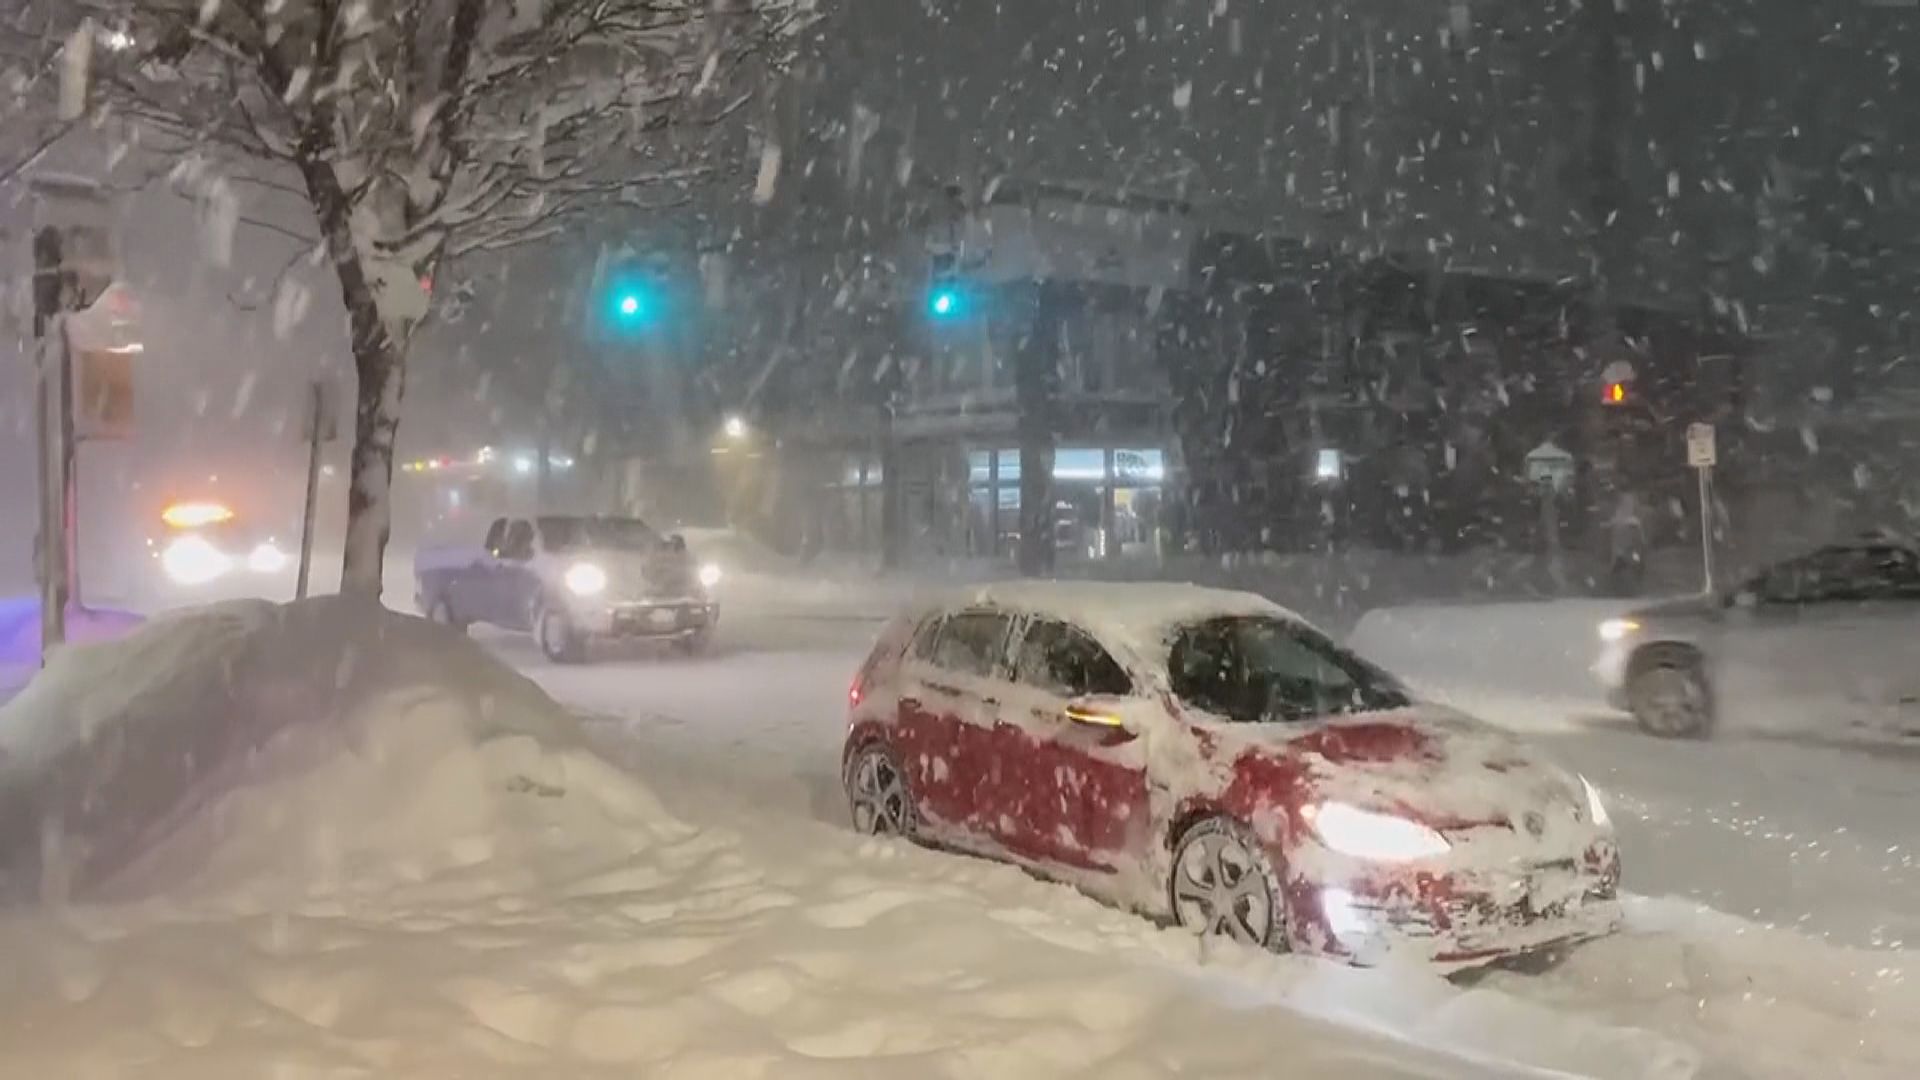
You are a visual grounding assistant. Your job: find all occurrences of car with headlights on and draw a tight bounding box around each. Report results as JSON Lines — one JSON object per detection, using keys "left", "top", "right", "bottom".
{"left": 413, "top": 515, "right": 721, "bottom": 663}
{"left": 149, "top": 501, "right": 295, "bottom": 593}
{"left": 843, "top": 583, "right": 1620, "bottom": 970}
{"left": 1594, "top": 537, "right": 1920, "bottom": 739}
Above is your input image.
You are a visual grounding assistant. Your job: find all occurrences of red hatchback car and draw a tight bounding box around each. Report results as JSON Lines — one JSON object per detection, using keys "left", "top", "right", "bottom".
{"left": 843, "top": 583, "right": 1621, "bottom": 969}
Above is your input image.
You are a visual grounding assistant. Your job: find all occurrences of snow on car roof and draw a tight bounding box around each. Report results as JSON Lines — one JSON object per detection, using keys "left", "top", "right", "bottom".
{"left": 937, "top": 580, "right": 1303, "bottom": 662}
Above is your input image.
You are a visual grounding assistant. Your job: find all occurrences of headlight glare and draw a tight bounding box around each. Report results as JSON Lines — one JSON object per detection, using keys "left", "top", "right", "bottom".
{"left": 1305, "top": 802, "right": 1450, "bottom": 863}
{"left": 1598, "top": 618, "right": 1642, "bottom": 642}
{"left": 698, "top": 562, "right": 722, "bottom": 589}
{"left": 564, "top": 562, "right": 608, "bottom": 597}
{"left": 248, "top": 542, "right": 290, "bottom": 574}
{"left": 162, "top": 535, "right": 234, "bottom": 586}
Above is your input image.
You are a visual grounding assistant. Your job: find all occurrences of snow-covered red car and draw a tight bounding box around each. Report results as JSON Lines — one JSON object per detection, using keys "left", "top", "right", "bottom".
{"left": 843, "top": 583, "right": 1622, "bottom": 970}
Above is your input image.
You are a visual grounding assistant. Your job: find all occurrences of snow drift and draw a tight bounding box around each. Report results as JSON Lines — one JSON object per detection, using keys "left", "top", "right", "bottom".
{"left": 0, "top": 597, "right": 677, "bottom": 905}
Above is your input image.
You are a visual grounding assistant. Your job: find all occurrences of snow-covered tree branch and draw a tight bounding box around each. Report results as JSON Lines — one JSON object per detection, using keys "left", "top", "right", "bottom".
{"left": 10, "top": 0, "right": 806, "bottom": 596}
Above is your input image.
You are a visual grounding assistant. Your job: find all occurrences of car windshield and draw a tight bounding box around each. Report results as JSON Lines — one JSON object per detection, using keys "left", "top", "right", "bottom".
{"left": 537, "top": 517, "right": 661, "bottom": 552}
{"left": 1168, "top": 616, "right": 1412, "bottom": 724}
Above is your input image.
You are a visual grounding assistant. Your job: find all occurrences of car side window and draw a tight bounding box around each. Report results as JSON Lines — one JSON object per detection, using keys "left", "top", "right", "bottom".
{"left": 1012, "top": 619, "right": 1133, "bottom": 698}
{"left": 483, "top": 518, "right": 508, "bottom": 553}
{"left": 1168, "top": 622, "right": 1241, "bottom": 718}
{"left": 502, "top": 519, "right": 535, "bottom": 560}
{"left": 1757, "top": 547, "right": 1920, "bottom": 604}
{"left": 928, "top": 610, "right": 1014, "bottom": 678}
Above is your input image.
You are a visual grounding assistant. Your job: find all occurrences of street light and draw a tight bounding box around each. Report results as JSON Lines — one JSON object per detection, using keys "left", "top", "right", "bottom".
{"left": 723, "top": 415, "right": 748, "bottom": 440}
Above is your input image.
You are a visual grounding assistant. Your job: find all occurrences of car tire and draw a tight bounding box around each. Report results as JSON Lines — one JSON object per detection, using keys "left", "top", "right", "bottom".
{"left": 537, "top": 606, "right": 587, "bottom": 665}
{"left": 845, "top": 742, "right": 917, "bottom": 839}
{"left": 1168, "top": 817, "right": 1287, "bottom": 951}
{"left": 1626, "top": 646, "right": 1715, "bottom": 738}
{"left": 426, "top": 596, "right": 468, "bottom": 634}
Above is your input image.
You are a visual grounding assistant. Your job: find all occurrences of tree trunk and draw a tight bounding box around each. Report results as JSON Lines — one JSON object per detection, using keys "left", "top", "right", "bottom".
{"left": 297, "top": 154, "right": 408, "bottom": 600}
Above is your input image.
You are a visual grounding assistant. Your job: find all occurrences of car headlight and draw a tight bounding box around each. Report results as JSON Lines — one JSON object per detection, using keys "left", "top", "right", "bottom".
{"left": 247, "top": 542, "right": 290, "bottom": 574}
{"left": 1598, "top": 618, "right": 1642, "bottom": 642}
{"left": 564, "top": 562, "right": 608, "bottom": 597}
{"left": 1305, "top": 802, "right": 1451, "bottom": 863}
{"left": 161, "top": 535, "right": 234, "bottom": 586}
{"left": 698, "top": 562, "right": 722, "bottom": 589}
{"left": 1580, "top": 776, "right": 1612, "bottom": 828}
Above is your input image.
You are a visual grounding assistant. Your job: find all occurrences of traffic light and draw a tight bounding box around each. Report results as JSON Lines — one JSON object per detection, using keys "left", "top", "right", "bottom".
{"left": 609, "top": 284, "right": 654, "bottom": 327}
{"left": 1602, "top": 380, "right": 1629, "bottom": 405}
{"left": 928, "top": 283, "right": 964, "bottom": 320}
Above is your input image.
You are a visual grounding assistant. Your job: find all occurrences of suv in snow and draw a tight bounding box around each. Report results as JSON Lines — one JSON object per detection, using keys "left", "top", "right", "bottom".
{"left": 842, "top": 582, "right": 1621, "bottom": 970}
{"left": 414, "top": 515, "right": 720, "bottom": 663}
{"left": 1594, "top": 538, "right": 1920, "bottom": 739}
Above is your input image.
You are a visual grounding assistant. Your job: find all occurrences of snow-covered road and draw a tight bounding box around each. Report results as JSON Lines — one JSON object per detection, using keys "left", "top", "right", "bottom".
{"left": 481, "top": 604, "right": 1920, "bottom": 1077}
{"left": 499, "top": 602, "right": 1918, "bottom": 952}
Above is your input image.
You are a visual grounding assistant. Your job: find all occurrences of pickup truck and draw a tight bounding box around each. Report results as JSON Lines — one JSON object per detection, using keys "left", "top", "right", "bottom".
{"left": 414, "top": 515, "right": 720, "bottom": 663}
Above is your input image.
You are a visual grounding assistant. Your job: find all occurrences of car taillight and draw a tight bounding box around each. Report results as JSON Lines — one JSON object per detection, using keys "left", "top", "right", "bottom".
{"left": 849, "top": 676, "right": 864, "bottom": 708}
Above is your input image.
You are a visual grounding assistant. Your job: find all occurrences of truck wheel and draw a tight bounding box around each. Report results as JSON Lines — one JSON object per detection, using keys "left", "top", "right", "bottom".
{"left": 1627, "top": 646, "right": 1714, "bottom": 738}
{"left": 537, "top": 607, "right": 587, "bottom": 664}
{"left": 427, "top": 596, "right": 468, "bottom": 634}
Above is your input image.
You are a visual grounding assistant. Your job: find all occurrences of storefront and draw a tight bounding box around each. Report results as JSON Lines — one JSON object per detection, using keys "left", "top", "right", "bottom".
{"left": 963, "top": 446, "right": 1168, "bottom": 561}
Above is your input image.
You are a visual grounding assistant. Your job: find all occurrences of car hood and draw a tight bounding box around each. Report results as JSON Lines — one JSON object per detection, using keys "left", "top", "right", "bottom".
{"left": 1221, "top": 705, "right": 1590, "bottom": 832}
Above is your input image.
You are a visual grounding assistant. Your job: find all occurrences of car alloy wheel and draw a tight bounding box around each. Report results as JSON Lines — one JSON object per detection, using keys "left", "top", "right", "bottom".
{"left": 1170, "top": 818, "right": 1283, "bottom": 949}
{"left": 847, "top": 744, "right": 915, "bottom": 837}
{"left": 1631, "top": 662, "right": 1711, "bottom": 737}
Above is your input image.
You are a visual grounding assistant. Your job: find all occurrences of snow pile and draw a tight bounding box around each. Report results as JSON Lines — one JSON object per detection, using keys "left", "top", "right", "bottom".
{"left": 0, "top": 598, "right": 675, "bottom": 905}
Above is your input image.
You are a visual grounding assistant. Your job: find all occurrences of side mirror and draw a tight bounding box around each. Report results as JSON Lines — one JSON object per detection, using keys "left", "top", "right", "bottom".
{"left": 667, "top": 533, "right": 687, "bottom": 553}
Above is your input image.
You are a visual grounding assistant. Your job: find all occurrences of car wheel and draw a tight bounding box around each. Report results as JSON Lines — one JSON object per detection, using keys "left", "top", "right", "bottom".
{"left": 537, "top": 607, "right": 587, "bottom": 665}
{"left": 845, "top": 742, "right": 916, "bottom": 838}
{"left": 1169, "top": 817, "right": 1286, "bottom": 950}
{"left": 674, "top": 627, "right": 713, "bottom": 656}
{"left": 426, "top": 596, "right": 468, "bottom": 634}
{"left": 1627, "top": 648, "right": 1714, "bottom": 738}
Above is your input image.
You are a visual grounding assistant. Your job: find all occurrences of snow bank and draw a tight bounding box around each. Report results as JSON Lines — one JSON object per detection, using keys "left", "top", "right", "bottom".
{"left": 0, "top": 597, "right": 676, "bottom": 905}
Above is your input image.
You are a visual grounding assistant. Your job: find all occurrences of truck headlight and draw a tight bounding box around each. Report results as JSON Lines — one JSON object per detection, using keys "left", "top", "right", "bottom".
{"left": 1598, "top": 618, "right": 1642, "bottom": 642}
{"left": 162, "top": 535, "right": 234, "bottom": 585}
{"left": 698, "top": 562, "right": 722, "bottom": 589}
{"left": 564, "top": 561, "right": 608, "bottom": 597}
{"left": 1304, "top": 802, "right": 1451, "bottom": 863}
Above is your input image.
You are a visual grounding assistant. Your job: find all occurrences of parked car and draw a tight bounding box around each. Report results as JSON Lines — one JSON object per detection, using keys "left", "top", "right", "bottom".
{"left": 414, "top": 515, "right": 720, "bottom": 663}
{"left": 1594, "top": 538, "right": 1920, "bottom": 739}
{"left": 842, "top": 582, "right": 1620, "bottom": 970}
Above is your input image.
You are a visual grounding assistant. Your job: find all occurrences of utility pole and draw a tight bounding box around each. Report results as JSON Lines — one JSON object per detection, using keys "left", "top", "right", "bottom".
{"left": 29, "top": 178, "right": 117, "bottom": 662}
{"left": 31, "top": 225, "right": 74, "bottom": 658}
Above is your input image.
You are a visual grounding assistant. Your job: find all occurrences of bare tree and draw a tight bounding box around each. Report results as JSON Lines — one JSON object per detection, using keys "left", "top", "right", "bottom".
{"left": 7, "top": 0, "right": 805, "bottom": 596}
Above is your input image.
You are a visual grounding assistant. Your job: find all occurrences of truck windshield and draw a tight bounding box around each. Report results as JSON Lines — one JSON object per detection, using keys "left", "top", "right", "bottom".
{"left": 538, "top": 517, "right": 662, "bottom": 552}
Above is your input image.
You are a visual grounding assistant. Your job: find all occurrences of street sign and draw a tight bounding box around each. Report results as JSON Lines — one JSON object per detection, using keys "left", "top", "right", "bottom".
{"left": 1687, "top": 423, "right": 1716, "bottom": 468}
{"left": 1526, "top": 441, "right": 1576, "bottom": 492}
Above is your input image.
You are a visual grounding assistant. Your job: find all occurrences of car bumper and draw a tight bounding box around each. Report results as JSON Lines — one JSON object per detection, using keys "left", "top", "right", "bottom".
{"left": 1292, "top": 841, "right": 1623, "bottom": 971}
{"left": 575, "top": 600, "right": 718, "bottom": 639}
